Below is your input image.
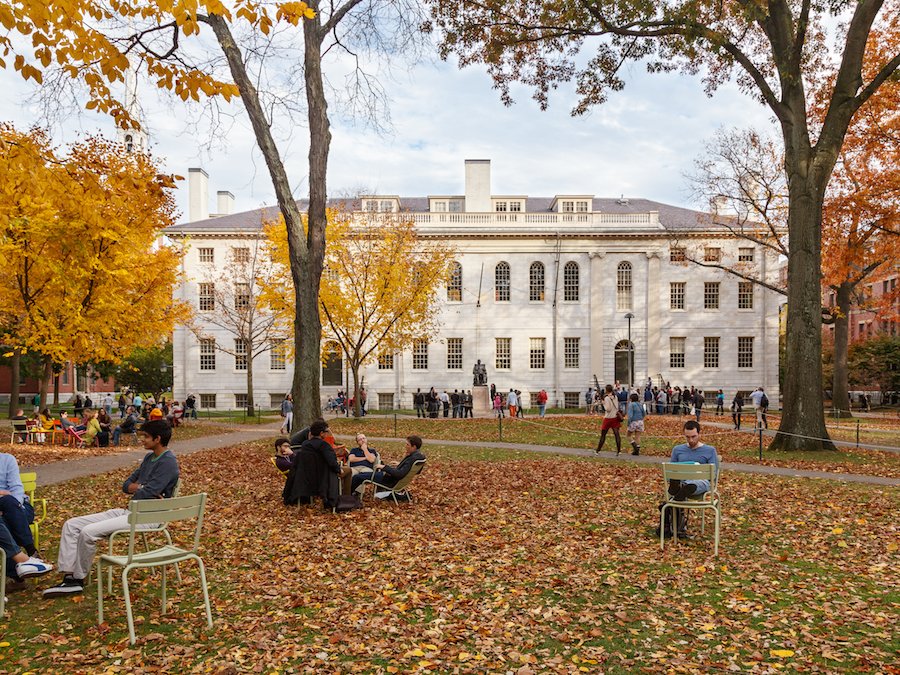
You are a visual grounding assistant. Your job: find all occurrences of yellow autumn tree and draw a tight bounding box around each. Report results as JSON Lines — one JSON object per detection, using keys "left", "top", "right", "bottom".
{"left": 0, "top": 124, "right": 191, "bottom": 414}
{"left": 263, "top": 209, "right": 454, "bottom": 417}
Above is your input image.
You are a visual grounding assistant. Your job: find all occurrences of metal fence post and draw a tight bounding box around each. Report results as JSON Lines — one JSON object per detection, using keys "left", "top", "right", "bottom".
{"left": 498, "top": 414, "right": 502, "bottom": 442}
{"left": 758, "top": 427, "right": 763, "bottom": 461}
{"left": 394, "top": 413, "right": 397, "bottom": 438}
{"left": 856, "top": 420, "right": 860, "bottom": 448}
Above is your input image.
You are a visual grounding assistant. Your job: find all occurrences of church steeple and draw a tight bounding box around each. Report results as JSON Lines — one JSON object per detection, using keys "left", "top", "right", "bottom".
{"left": 118, "top": 61, "right": 148, "bottom": 154}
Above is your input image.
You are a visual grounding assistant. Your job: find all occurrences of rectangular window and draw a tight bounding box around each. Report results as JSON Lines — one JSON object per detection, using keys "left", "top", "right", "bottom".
{"left": 509, "top": 201, "right": 522, "bottom": 212}
{"left": 61, "top": 367, "right": 69, "bottom": 385}
{"left": 495, "top": 337, "right": 511, "bottom": 370}
{"left": 199, "top": 247, "right": 214, "bottom": 263}
{"left": 446, "top": 338, "right": 463, "bottom": 370}
{"left": 232, "top": 247, "right": 250, "bottom": 264}
{"left": 564, "top": 337, "right": 580, "bottom": 369}
{"left": 412, "top": 340, "right": 428, "bottom": 370}
{"left": 449, "top": 200, "right": 463, "bottom": 212}
{"left": 270, "top": 393, "right": 286, "bottom": 409}
{"left": 200, "top": 393, "right": 216, "bottom": 409}
{"left": 738, "top": 336, "right": 754, "bottom": 368}
{"left": 433, "top": 201, "right": 446, "bottom": 212}
{"left": 494, "top": 201, "right": 507, "bottom": 212}
{"left": 447, "top": 263, "right": 462, "bottom": 302}
{"left": 234, "top": 338, "right": 248, "bottom": 371}
{"left": 235, "top": 283, "right": 250, "bottom": 310}
{"left": 704, "top": 282, "right": 720, "bottom": 310}
{"left": 377, "top": 393, "right": 394, "bottom": 410}
{"left": 670, "top": 282, "right": 685, "bottom": 310}
{"left": 564, "top": 392, "right": 580, "bottom": 408}
{"left": 704, "top": 337, "right": 720, "bottom": 369}
{"left": 670, "top": 247, "right": 686, "bottom": 262}
{"left": 235, "top": 393, "right": 248, "bottom": 409}
{"left": 270, "top": 340, "right": 287, "bottom": 370}
{"left": 380, "top": 200, "right": 394, "bottom": 212}
{"left": 738, "top": 247, "right": 755, "bottom": 262}
{"left": 738, "top": 281, "right": 754, "bottom": 309}
{"left": 669, "top": 337, "right": 686, "bottom": 369}
{"left": 561, "top": 200, "right": 574, "bottom": 213}
{"left": 704, "top": 247, "right": 722, "bottom": 262}
{"left": 199, "top": 338, "right": 216, "bottom": 371}
{"left": 377, "top": 352, "right": 394, "bottom": 370}
{"left": 530, "top": 337, "right": 546, "bottom": 370}
{"left": 576, "top": 200, "right": 589, "bottom": 213}
{"left": 199, "top": 283, "right": 215, "bottom": 311}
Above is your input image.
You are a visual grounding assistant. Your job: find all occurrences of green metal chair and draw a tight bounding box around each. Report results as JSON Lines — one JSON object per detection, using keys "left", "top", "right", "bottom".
{"left": 360, "top": 459, "right": 426, "bottom": 505}
{"left": 96, "top": 493, "right": 213, "bottom": 645}
{"left": 660, "top": 463, "right": 721, "bottom": 556}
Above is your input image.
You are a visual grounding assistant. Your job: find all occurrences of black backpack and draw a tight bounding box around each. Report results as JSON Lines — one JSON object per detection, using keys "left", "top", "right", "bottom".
{"left": 656, "top": 502, "right": 688, "bottom": 537}
{"left": 760, "top": 393, "right": 769, "bottom": 409}
{"left": 334, "top": 494, "right": 363, "bottom": 512}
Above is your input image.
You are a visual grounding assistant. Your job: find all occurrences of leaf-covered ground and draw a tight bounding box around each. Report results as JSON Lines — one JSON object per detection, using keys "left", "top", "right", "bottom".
{"left": 328, "top": 416, "right": 900, "bottom": 479}
{"left": 1, "top": 441, "right": 897, "bottom": 673}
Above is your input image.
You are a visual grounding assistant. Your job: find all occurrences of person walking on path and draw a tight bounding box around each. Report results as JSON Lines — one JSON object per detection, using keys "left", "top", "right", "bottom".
{"left": 715, "top": 389, "right": 725, "bottom": 416}
{"left": 595, "top": 384, "right": 622, "bottom": 455}
{"left": 731, "top": 392, "right": 744, "bottom": 430}
{"left": 626, "top": 393, "right": 644, "bottom": 456}
{"left": 537, "top": 389, "right": 548, "bottom": 418}
{"left": 280, "top": 394, "right": 294, "bottom": 434}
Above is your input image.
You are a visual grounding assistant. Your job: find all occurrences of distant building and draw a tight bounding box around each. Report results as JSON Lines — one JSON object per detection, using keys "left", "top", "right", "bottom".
{"left": 165, "top": 160, "right": 781, "bottom": 411}
{"left": 825, "top": 272, "right": 899, "bottom": 341}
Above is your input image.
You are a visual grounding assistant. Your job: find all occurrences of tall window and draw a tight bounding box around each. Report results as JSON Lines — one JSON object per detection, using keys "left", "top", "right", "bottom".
{"left": 616, "top": 262, "right": 633, "bottom": 310}
{"left": 704, "top": 337, "right": 720, "bottom": 368}
{"left": 530, "top": 338, "right": 546, "bottom": 369}
{"left": 377, "top": 352, "right": 394, "bottom": 370}
{"left": 670, "top": 282, "right": 686, "bottom": 310}
{"left": 738, "top": 247, "right": 755, "bottom": 262}
{"left": 564, "top": 262, "right": 580, "bottom": 301}
{"left": 235, "top": 283, "right": 250, "bottom": 310}
{"left": 738, "top": 337, "right": 754, "bottom": 368}
{"left": 530, "top": 262, "right": 545, "bottom": 301}
{"left": 495, "top": 338, "right": 511, "bottom": 370}
{"left": 495, "top": 262, "right": 510, "bottom": 302}
{"left": 412, "top": 340, "right": 428, "bottom": 370}
{"left": 200, "top": 394, "right": 216, "bottom": 409}
{"left": 199, "top": 248, "right": 214, "bottom": 263}
{"left": 738, "top": 282, "right": 754, "bottom": 309}
{"left": 704, "top": 247, "right": 722, "bottom": 262}
{"left": 234, "top": 338, "right": 248, "bottom": 371}
{"left": 670, "top": 247, "right": 686, "bottom": 262}
{"left": 199, "top": 283, "right": 215, "bottom": 311}
{"left": 670, "top": 337, "right": 686, "bottom": 369}
{"left": 235, "top": 393, "right": 248, "bottom": 409}
{"left": 199, "top": 338, "right": 216, "bottom": 371}
{"left": 232, "top": 247, "right": 251, "bottom": 264}
{"left": 270, "top": 340, "right": 287, "bottom": 370}
{"left": 447, "top": 338, "right": 463, "bottom": 370}
{"left": 564, "top": 337, "right": 580, "bottom": 369}
{"left": 447, "top": 262, "right": 463, "bottom": 302}
{"left": 704, "top": 282, "right": 720, "bottom": 310}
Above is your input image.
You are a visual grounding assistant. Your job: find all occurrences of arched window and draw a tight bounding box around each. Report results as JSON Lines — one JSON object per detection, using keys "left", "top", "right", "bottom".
{"left": 529, "top": 262, "right": 545, "bottom": 302}
{"left": 495, "top": 262, "right": 510, "bottom": 302}
{"left": 616, "top": 261, "right": 633, "bottom": 310}
{"left": 447, "top": 262, "right": 462, "bottom": 302}
{"left": 564, "top": 262, "right": 579, "bottom": 302}
{"left": 614, "top": 339, "right": 634, "bottom": 385}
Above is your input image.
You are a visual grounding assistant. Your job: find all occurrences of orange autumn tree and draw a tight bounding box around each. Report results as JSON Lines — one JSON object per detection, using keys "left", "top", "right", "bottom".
{"left": 0, "top": 124, "right": 190, "bottom": 415}
{"left": 263, "top": 210, "right": 454, "bottom": 417}
{"left": 819, "top": 23, "right": 900, "bottom": 414}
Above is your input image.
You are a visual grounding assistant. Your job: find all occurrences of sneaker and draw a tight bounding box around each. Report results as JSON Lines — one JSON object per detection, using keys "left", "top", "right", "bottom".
{"left": 16, "top": 557, "right": 53, "bottom": 578}
{"left": 674, "top": 483, "right": 698, "bottom": 501}
{"left": 374, "top": 491, "right": 392, "bottom": 499}
{"left": 42, "top": 576, "right": 84, "bottom": 598}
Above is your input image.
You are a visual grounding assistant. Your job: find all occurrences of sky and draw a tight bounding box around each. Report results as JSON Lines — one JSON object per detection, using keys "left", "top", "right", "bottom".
{"left": 0, "top": 44, "right": 778, "bottom": 222}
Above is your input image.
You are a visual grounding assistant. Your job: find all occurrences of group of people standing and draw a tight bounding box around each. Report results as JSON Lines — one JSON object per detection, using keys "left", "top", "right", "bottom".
{"left": 413, "top": 388, "right": 475, "bottom": 418}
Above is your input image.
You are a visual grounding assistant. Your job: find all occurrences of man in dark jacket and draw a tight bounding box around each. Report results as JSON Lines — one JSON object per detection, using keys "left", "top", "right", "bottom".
{"left": 370, "top": 435, "right": 426, "bottom": 490}
{"left": 282, "top": 419, "right": 343, "bottom": 508}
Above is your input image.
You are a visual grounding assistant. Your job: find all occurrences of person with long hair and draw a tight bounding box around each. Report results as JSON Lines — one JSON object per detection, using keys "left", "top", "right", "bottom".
{"left": 625, "top": 393, "right": 644, "bottom": 456}
{"left": 595, "top": 384, "right": 622, "bottom": 455}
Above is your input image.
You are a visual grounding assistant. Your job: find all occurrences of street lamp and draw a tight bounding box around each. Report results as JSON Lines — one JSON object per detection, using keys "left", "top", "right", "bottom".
{"left": 624, "top": 312, "right": 635, "bottom": 388}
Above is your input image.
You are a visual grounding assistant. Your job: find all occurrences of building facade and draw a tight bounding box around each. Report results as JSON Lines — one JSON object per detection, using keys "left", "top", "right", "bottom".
{"left": 167, "top": 160, "right": 781, "bottom": 411}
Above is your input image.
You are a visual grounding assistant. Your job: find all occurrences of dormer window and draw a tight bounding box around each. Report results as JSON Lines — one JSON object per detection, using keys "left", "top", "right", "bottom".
{"left": 576, "top": 200, "right": 589, "bottom": 213}
{"left": 562, "top": 201, "right": 574, "bottom": 213}
{"left": 509, "top": 201, "right": 522, "bottom": 212}
{"left": 495, "top": 201, "right": 507, "bottom": 212}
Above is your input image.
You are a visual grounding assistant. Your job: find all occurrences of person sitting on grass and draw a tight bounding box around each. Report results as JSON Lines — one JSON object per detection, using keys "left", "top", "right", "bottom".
{"left": 112, "top": 406, "right": 140, "bottom": 446}
{"left": 273, "top": 437, "right": 296, "bottom": 473}
{"left": 42, "top": 420, "right": 180, "bottom": 598}
{"left": 0, "top": 450, "right": 55, "bottom": 588}
{"left": 368, "top": 435, "right": 425, "bottom": 499}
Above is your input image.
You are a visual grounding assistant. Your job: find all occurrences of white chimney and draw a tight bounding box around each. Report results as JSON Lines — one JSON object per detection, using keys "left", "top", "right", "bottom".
{"left": 464, "top": 159, "right": 491, "bottom": 212}
{"left": 188, "top": 168, "right": 209, "bottom": 222}
{"left": 217, "top": 190, "right": 235, "bottom": 216}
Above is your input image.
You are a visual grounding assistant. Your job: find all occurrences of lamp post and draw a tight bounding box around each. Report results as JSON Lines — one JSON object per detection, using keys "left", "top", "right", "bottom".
{"left": 625, "top": 312, "right": 635, "bottom": 388}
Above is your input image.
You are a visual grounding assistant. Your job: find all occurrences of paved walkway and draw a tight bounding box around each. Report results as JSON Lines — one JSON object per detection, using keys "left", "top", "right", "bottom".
{"left": 23, "top": 423, "right": 899, "bottom": 488}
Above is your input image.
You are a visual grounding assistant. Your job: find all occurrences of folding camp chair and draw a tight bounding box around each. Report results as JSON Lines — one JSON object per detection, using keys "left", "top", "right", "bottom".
{"left": 360, "top": 459, "right": 426, "bottom": 505}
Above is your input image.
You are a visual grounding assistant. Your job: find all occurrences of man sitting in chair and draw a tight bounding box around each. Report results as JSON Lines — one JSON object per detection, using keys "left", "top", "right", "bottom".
{"left": 42, "top": 419, "right": 180, "bottom": 598}
{"left": 362, "top": 435, "right": 426, "bottom": 497}
{"left": 668, "top": 421, "right": 719, "bottom": 500}
{"left": 0, "top": 451, "right": 54, "bottom": 587}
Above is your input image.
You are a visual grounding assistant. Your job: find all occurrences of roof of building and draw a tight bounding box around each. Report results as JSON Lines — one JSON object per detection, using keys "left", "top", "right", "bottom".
{"left": 165, "top": 196, "right": 722, "bottom": 234}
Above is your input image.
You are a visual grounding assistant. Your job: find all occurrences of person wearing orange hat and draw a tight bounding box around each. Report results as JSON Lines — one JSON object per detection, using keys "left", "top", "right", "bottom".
{"left": 149, "top": 408, "right": 164, "bottom": 421}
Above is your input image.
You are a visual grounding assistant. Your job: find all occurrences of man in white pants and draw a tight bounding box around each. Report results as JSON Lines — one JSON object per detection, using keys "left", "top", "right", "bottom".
{"left": 42, "top": 420, "right": 180, "bottom": 598}
{"left": 749, "top": 387, "right": 766, "bottom": 429}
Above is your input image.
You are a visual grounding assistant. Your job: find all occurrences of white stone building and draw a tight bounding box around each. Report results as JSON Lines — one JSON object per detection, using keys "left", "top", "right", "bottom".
{"left": 166, "top": 160, "right": 781, "bottom": 411}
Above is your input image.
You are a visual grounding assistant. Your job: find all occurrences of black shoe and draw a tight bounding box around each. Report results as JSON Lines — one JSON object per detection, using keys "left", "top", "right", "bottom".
{"left": 631, "top": 447, "right": 640, "bottom": 456}
{"left": 668, "top": 479, "right": 682, "bottom": 496}
{"left": 674, "top": 483, "right": 698, "bottom": 501}
{"left": 43, "top": 575, "right": 84, "bottom": 598}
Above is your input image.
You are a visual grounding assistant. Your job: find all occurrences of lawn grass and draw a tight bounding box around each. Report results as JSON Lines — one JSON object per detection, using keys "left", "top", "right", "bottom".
{"left": 0, "top": 440, "right": 896, "bottom": 673}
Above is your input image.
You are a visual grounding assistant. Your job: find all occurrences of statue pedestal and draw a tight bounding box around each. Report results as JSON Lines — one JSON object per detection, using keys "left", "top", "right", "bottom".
{"left": 472, "top": 385, "right": 492, "bottom": 417}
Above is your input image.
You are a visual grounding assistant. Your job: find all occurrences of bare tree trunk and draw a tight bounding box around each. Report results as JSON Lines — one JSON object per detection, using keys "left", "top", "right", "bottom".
{"left": 770, "top": 175, "right": 835, "bottom": 451}
{"left": 351, "top": 360, "right": 361, "bottom": 418}
{"left": 246, "top": 356, "right": 255, "bottom": 415}
{"left": 38, "top": 357, "right": 53, "bottom": 410}
{"left": 831, "top": 282, "right": 853, "bottom": 419}
{"left": 205, "top": 12, "right": 325, "bottom": 425}
{"left": 7, "top": 350, "right": 21, "bottom": 418}
{"left": 53, "top": 373, "right": 60, "bottom": 407}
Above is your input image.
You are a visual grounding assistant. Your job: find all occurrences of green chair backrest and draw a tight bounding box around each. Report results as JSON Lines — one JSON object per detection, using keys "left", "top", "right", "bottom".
{"left": 124, "top": 493, "right": 206, "bottom": 560}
